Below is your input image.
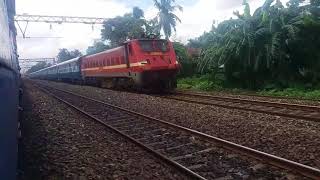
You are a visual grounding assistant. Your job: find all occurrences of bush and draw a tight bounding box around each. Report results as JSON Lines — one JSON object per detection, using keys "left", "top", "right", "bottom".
{"left": 177, "top": 74, "right": 223, "bottom": 91}
{"left": 173, "top": 42, "right": 197, "bottom": 77}
{"left": 258, "top": 88, "right": 320, "bottom": 100}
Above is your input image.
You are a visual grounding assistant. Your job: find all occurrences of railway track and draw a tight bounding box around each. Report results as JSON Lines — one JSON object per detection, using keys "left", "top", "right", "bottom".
{"left": 177, "top": 90, "right": 320, "bottom": 102}
{"left": 163, "top": 92, "right": 320, "bottom": 122}
{"left": 35, "top": 83, "right": 320, "bottom": 179}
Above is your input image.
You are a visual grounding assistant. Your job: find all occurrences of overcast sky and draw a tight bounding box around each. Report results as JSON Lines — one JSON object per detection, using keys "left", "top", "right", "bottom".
{"left": 17, "top": 0, "right": 290, "bottom": 68}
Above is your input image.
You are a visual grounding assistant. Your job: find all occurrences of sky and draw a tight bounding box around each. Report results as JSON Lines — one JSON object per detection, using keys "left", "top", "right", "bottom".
{"left": 16, "top": 0, "right": 289, "bottom": 70}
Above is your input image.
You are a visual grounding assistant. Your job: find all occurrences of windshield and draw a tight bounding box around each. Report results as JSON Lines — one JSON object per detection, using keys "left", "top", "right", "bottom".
{"left": 139, "top": 40, "right": 169, "bottom": 52}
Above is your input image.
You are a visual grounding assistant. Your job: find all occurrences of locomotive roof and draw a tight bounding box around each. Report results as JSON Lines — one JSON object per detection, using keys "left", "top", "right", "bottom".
{"left": 56, "top": 57, "right": 80, "bottom": 66}
{"left": 83, "top": 46, "right": 124, "bottom": 59}
{"left": 124, "top": 38, "right": 168, "bottom": 43}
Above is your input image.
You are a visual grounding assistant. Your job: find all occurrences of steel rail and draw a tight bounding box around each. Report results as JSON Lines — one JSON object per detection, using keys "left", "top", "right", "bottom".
{"left": 175, "top": 92, "right": 320, "bottom": 111}
{"left": 36, "top": 82, "right": 320, "bottom": 179}
{"left": 36, "top": 85, "right": 206, "bottom": 180}
{"left": 165, "top": 92, "right": 320, "bottom": 122}
{"left": 238, "top": 93, "right": 320, "bottom": 102}
{"left": 176, "top": 90, "right": 320, "bottom": 102}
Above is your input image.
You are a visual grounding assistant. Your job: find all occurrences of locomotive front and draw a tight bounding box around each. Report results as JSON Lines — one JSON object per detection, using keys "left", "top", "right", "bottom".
{"left": 126, "top": 39, "right": 180, "bottom": 90}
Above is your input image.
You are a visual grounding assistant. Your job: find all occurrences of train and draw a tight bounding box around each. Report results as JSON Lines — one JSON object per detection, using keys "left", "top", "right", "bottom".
{"left": 0, "top": 0, "right": 20, "bottom": 179}
{"left": 29, "top": 39, "right": 180, "bottom": 91}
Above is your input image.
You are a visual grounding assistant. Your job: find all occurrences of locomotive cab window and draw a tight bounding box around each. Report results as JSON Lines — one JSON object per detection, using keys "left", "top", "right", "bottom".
{"left": 139, "top": 40, "right": 169, "bottom": 52}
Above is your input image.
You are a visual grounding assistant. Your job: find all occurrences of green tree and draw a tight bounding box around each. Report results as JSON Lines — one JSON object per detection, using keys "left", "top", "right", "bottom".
{"left": 286, "top": 0, "right": 305, "bottom": 8}
{"left": 57, "top": 48, "right": 82, "bottom": 62}
{"left": 133, "top": 6, "right": 144, "bottom": 19}
{"left": 193, "top": 0, "right": 320, "bottom": 89}
{"left": 153, "top": 0, "right": 183, "bottom": 39}
{"left": 101, "top": 7, "right": 147, "bottom": 47}
{"left": 173, "top": 42, "right": 196, "bottom": 77}
{"left": 86, "top": 40, "right": 110, "bottom": 55}
{"left": 26, "top": 61, "right": 51, "bottom": 74}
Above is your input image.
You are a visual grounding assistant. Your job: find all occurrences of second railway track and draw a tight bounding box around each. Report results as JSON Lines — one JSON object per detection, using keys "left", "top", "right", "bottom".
{"left": 34, "top": 82, "right": 320, "bottom": 179}
{"left": 162, "top": 92, "right": 320, "bottom": 122}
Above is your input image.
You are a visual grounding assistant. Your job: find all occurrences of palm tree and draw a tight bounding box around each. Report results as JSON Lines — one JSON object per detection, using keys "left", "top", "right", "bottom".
{"left": 153, "top": 0, "right": 183, "bottom": 39}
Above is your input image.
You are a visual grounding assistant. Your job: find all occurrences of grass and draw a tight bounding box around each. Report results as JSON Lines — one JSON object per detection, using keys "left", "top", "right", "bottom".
{"left": 177, "top": 75, "right": 223, "bottom": 91}
{"left": 257, "top": 88, "right": 320, "bottom": 100}
{"left": 177, "top": 75, "right": 320, "bottom": 101}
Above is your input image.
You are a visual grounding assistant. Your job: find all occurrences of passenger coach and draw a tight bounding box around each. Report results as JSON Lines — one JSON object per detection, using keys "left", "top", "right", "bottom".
{"left": 0, "top": 0, "right": 20, "bottom": 179}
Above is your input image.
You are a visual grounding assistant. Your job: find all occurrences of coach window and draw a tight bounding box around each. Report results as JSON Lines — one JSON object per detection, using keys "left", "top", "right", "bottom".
{"left": 116, "top": 57, "right": 119, "bottom": 65}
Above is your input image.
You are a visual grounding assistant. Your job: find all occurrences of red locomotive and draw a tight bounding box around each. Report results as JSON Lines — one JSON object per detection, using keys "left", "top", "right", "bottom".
{"left": 82, "top": 39, "right": 180, "bottom": 90}
{"left": 30, "top": 39, "right": 180, "bottom": 91}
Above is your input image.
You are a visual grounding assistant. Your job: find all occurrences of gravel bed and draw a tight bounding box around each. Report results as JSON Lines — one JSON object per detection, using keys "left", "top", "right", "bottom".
{"left": 178, "top": 89, "right": 320, "bottom": 106}
{"left": 34, "top": 80, "right": 320, "bottom": 169}
{"left": 18, "top": 82, "right": 188, "bottom": 180}
{"left": 41, "top": 86, "right": 295, "bottom": 179}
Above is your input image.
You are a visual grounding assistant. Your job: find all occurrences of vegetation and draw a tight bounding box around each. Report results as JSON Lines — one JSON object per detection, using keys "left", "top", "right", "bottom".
{"left": 258, "top": 88, "right": 320, "bottom": 100}
{"left": 88, "top": 1, "right": 183, "bottom": 52}
{"left": 178, "top": 74, "right": 223, "bottom": 91}
{"left": 188, "top": 0, "right": 320, "bottom": 91}
{"left": 26, "top": 61, "right": 51, "bottom": 74}
{"left": 26, "top": 48, "right": 82, "bottom": 73}
{"left": 173, "top": 42, "right": 197, "bottom": 77}
{"left": 178, "top": 75, "right": 320, "bottom": 100}
{"left": 100, "top": 7, "right": 148, "bottom": 47}
{"left": 153, "top": 0, "right": 183, "bottom": 39}
{"left": 57, "top": 48, "right": 82, "bottom": 63}
{"left": 86, "top": 40, "right": 110, "bottom": 55}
